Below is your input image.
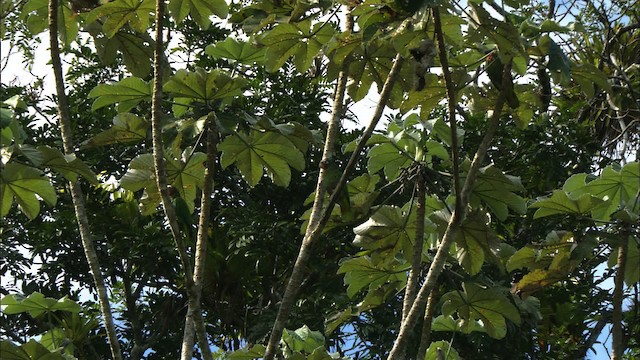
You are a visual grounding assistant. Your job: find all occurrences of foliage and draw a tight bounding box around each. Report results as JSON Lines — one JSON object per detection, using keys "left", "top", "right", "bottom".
{"left": 1, "top": 0, "right": 639, "bottom": 359}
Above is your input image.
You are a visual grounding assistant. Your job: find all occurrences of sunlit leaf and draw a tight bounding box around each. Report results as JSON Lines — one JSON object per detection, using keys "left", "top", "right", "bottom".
{"left": 82, "top": 113, "right": 148, "bottom": 147}
{"left": 425, "top": 341, "right": 460, "bottom": 360}
{"left": 229, "top": 344, "right": 265, "bottom": 360}
{"left": 529, "top": 190, "right": 603, "bottom": 219}
{"left": 337, "top": 256, "right": 407, "bottom": 298}
{"left": 168, "top": 0, "right": 228, "bottom": 28}
{"left": 87, "top": 0, "right": 155, "bottom": 37}
{"left": 205, "top": 38, "right": 266, "bottom": 64}
{"left": 1, "top": 292, "right": 81, "bottom": 317}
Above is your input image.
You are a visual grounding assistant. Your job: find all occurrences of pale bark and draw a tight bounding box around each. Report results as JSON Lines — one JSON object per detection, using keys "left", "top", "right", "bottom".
{"left": 149, "top": 1, "right": 211, "bottom": 358}
{"left": 48, "top": 0, "right": 122, "bottom": 358}
{"left": 402, "top": 179, "right": 426, "bottom": 321}
{"left": 611, "top": 237, "right": 628, "bottom": 360}
{"left": 181, "top": 117, "right": 218, "bottom": 357}
{"left": 416, "top": 288, "right": 438, "bottom": 360}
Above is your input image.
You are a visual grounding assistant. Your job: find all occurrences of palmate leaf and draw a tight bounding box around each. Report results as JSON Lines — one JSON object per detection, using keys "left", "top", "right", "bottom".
{"left": 347, "top": 40, "right": 397, "bottom": 102}
{"left": 89, "top": 77, "right": 152, "bottom": 112}
{"left": 0, "top": 339, "right": 66, "bottom": 360}
{"left": 21, "top": 0, "right": 78, "bottom": 47}
{"left": 94, "top": 31, "right": 154, "bottom": 77}
{"left": 455, "top": 213, "right": 501, "bottom": 275}
{"left": 82, "top": 113, "right": 148, "bottom": 147}
{"left": 282, "top": 325, "right": 325, "bottom": 356}
{"left": 468, "top": 164, "right": 526, "bottom": 221}
{"left": 168, "top": 0, "right": 228, "bottom": 29}
{"left": 337, "top": 256, "right": 408, "bottom": 298}
{"left": 218, "top": 130, "right": 304, "bottom": 187}
{"left": 87, "top": 0, "right": 155, "bottom": 37}
{"left": 441, "top": 283, "right": 521, "bottom": 339}
{"left": 259, "top": 20, "right": 335, "bottom": 72}
{"left": 119, "top": 149, "right": 207, "bottom": 213}
{"left": 564, "top": 162, "right": 639, "bottom": 221}
{"left": 229, "top": 344, "right": 265, "bottom": 360}
{"left": 425, "top": 341, "right": 461, "bottom": 360}
{"left": 19, "top": 146, "right": 98, "bottom": 185}
{"left": 530, "top": 190, "right": 604, "bottom": 219}
{"left": 400, "top": 73, "right": 447, "bottom": 117}
{"left": 205, "top": 38, "right": 266, "bottom": 64}
{"left": 164, "top": 68, "right": 246, "bottom": 116}
{"left": 1, "top": 292, "right": 81, "bottom": 317}
{"left": 0, "top": 163, "right": 56, "bottom": 220}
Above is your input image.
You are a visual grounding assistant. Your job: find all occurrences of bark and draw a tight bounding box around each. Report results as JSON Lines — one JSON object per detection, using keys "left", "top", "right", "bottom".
{"left": 149, "top": 1, "right": 211, "bottom": 358}
{"left": 402, "top": 178, "right": 426, "bottom": 321}
{"left": 47, "top": 1, "right": 122, "bottom": 359}
{"left": 611, "top": 237, "right": 628, "bottom": 360}
{"left": 181, "top": 117, "right": 218, "bottom": 358}
{"left": 416, "top": 288, "right": 438, "bottom": 360}
{"left": 262, "top": 43, "right": 353, "bottom": 360}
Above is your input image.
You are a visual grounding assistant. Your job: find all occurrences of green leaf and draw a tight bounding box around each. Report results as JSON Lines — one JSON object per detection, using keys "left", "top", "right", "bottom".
{"left": 21, "top": 0, "right": 78, "bottom": 46}
{"left": 260, "top": 20, "right": 335, "bottom": 72}
{"left": 539, "top": 19, "right": 572, "bottom": 33}
{"left": 425, "top": 341, "right": 460, "bottom": 360}
{"left": 229, "top": 344, "right": 266, "bottom": 360}
{"left": 168, "top": 0, "right": 228, "bottom": 28}
{"left": 454, "top": 213, "right": 500, "bottom": 275}
{"left": 608, "top": 237, "right": 640, "bottom": 287}
{"left": 571, "top": 62, "right": 612, "bottom": 97}
{"left": 87, "top": 0, "right": 155, "bottom": 37}
{"left": 574, "top": 162, "right": 639, "bottom": 220}
{"left": 468, "top": 164, "right": 526, "bottom": 221}
{"left": 0, "top": 339, "right": 66, "bottom": 360}
{"left": 401, "top": 73, "right": 447, "bottom": 117}
{"left": 0, "top": 163, "right": 56, "bottom": 220}
{"left": 337, "top": 256, "right": 408, "bottom": 298}
{"left": 347, "top": 41, "right": 396, "bottom": 102}
{"left": 281, "top": 325, "right": 325, "bottom": 355}
{"left": 529, "top": 190, "right": 604, "bottom": 219}
{"left": 89, "top": 77, "right": 152, "bottom": 112}
{"left": 1, "top": 292, "right": 81, "bottom": 317}
{"left": 32, "top": 146, "right": 98, "bottom": 185}
{"left": 367, "top": 142, "right": 415, "bottom": 181}
{"left": 95, "top": 31, "right": 154, "bottom": 77}
{"left": 441, "top": 283, "right": 521, "bottom": 339}
{"left": 82, "top": 113, "right": 149, "bottom": 147}
{"left": 205, "top": 38, "right": 266, "bottom": 64}
{"left": 218, "top": 130, "right": 304, "bottom": 187}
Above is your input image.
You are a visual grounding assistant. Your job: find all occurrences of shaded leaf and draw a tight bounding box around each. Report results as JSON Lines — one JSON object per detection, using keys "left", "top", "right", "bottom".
{"left": 441, "top": 283, "right": 521, "bottom": 339}
{"left": 82, "top": 113, "right": 148, "bottom": 147}
{"left": 168, "top": 0, "right": 228, "bottom": 28}
{"left": 0, "top": 163, "right": 56, "bottom": 220}
{"left": 608, "top": 237, "right": 640, "bottom": 287}
{"left": 468, "top": 164, "right": 526, "bottom": 221}
{"left": 219, "top": 130, "right": 304, "bottom": 187}
{"left": 205, "top": 38, "right": 266, "bottom": 64}
{"left": 95, "top": 31, "right": 154, "bottom": 77}
{"left": 425, "top": 341, "right": 460, "bottom": 360}
{"left": 229, "top": 344, "right": 265, "bottom": 360}
{"left": 89, "top": 77, "right": 152, "bottom": 112}
{"left": 337, "top": 256, "right": 408, "bottom": 298}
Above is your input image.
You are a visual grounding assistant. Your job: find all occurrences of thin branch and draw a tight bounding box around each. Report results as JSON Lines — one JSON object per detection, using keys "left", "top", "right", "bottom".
{"left": 262, "top": 22, "right": 356, "bottom": 358}
{"left": 611, "top": 235, "right": 628, "bottom": 360}
{"left": 402, "top": 176, "right": 426, "bottom": 321}
{"left": 47, "top": 1, "right": 122, "bottom": 359}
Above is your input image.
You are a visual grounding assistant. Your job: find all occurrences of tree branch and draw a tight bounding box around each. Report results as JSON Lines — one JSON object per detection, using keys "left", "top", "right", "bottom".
{"left": 402, "top": 177, "right": 426, "bottom": 321}
{"left": 611, "top": 236, "right": 628, "bottom": 360}
{"left": 47, "top": 1, "right": 122, "bottom": 359}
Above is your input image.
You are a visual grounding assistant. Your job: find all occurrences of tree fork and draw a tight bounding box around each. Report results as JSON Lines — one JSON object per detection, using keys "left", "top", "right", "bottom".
{"left": 48, "top": 0, "right": 123, "bottom": 358}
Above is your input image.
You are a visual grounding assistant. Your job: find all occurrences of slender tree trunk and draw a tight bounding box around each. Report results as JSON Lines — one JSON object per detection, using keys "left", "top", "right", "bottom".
{"left": 47, "top": 2, "right": 122, "bottom": 359}
{"left": 181, "top": 116, "right": 218, "bottom": 357}
{"left": 611, "top": 237, "right": 628, "bottom": 360}
{"left": 149, "top": 1, "right": 212, "bottom": 358}
{"left": 402, "top": 178, "right": 426, "bottom": 321}
{"left": 417, "top": 288, "right": 438, "bottom": 360}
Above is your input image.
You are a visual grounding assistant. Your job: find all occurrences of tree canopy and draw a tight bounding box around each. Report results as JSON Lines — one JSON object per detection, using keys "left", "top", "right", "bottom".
{"left": 1, "top": 0, "right": 639, "bottom": 359}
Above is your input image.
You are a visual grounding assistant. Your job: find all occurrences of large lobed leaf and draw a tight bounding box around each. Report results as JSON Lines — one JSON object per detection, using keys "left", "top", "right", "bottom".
{"left": 89, "top": 77, "right": 152, "bottom": 112}
{"left": 168, "top": 0, "right": 228, "bottom": 29}
{"left": 441, "top": 282, "right": 521, "bottom": 339}
{"left": 87, "top": 0, "right": 155, "bottom": 38}
{"left": 1, "top": 292, "right": 81, "bottom": 317}
{"left": 218, "top": 130, "right": 304, "bottom": 187}
{"left": 0, "top": 163, "right": 56, "bottom": 220}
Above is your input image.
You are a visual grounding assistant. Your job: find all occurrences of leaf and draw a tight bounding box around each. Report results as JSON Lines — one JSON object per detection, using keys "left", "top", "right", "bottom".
{"left": 168, "top": 0, "right": 228, "bottom": 29}
{"left": 33, "top": 146, "right": 98, "bottom": 185}
{"left": 218, "top": 130, "right": 304, "bottom": 187}
{"left": 454, "top": 214, "right": 500, "bottom": 275}
{"left": 441, "top": 283, "right": 521, "bottom": 339}
{"left": 401, "top": 73, "right": 447, "bottom": 117}
{"left": 229, "top": 344, "right": 266, "bottom": 360}
{"left": 571, "top": 61, "right": 612, "bottom": 97}
{"left": 21, "top": 0, "right": 78, "bottom": 47}
{"left": 82, "top": 113, "right": 149, "bottom": 147}
{"left": 607, "top": 237, "right": 640, "bottom": 287}
{"left": 205, "top": 38, "right": 266, "bottom": 64}
{"left": 367, "top": 142, "right": 415, "bottom": 181}
{"left": 87, "top": 0, "right": 155, "bottom": 37}
{"left": 529, "top": 190, "right": 604, "bottom": 219}
{"left": 337, "top": 256, "right": 408, "bottom": 298}
{"left": 1, "top": 292, "right": 81, "bottom": 317}
{"left": 576, "top": 162, "right": 639, "bottom": 221}
{"left": 260, "top": 20, "right": 335, "bottom": 72}
{"left": 352, "top": 205, "right": 424, "bottom": 263}
{"left": 539, "top": 19, "right": 572, "bottom": 33}
{"left": 468, "top": 164, "right": 526, "bottom": 221}
{"left": 281, "top": 325, "right": 325, "bottom": 355}
{"left": 0, "top": 163, "right": 56, "bottom": 220}
{"left": 347, "top": 40, "right": 397, "bottom": 102}
{"left": 89, "top": 77, "right": 152, "bottom": 112}
{"left": 95, "top": 32, "right": 154, "bottom": 77}
{"left": 0, "top": 339, "right": 66, "bottom": 360}
{"left": 425, "top": 341, "right": 461, "bottom": 360}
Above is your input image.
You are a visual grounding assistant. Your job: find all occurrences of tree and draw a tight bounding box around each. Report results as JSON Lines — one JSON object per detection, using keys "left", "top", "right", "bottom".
{"left": 1, "top": 0, "right": 638, "bottom": 359}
